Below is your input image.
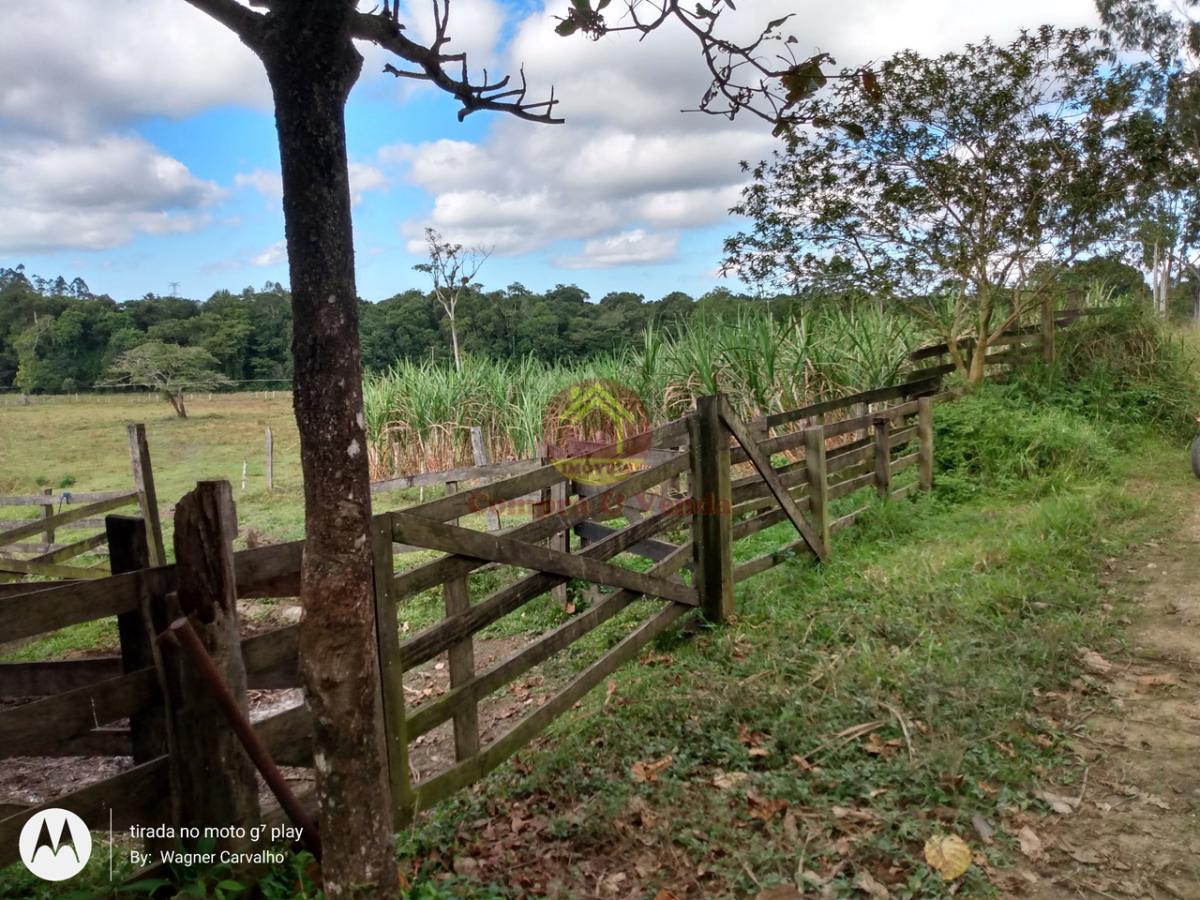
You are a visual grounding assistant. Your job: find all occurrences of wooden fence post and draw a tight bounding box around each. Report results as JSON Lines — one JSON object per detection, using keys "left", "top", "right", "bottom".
{"left": 371, "top": 514, "right": 414, "bottom": 823}
{"left": 873, "top": 416, "right": 892, "bottom": 498}
{"left": 1041, "top": 294, "right": 1055, "bottom": 364}
{"left": 127, "top": 423, "right": 165, "bottom": 566}
{"left": 803, "top": 424, "right": 831, "bottom": 552}
{"left": 689, "top": 395, "right": 733, "bottom": 623}
{"left": 265, "top": 426, "right": 273, "bottom": 490}
{"left": 442, "top": 462, "right": 480, "bottom": 758}
{"left": 443, "top": 573, "right": 480, "bottom": 760}
{"left": 917, "top": 396, "right": 934, "bottom": 492}
{"left": 40, "top": 487, "right": 53, "bottom": 548}
{"left": 549, "top": 479, "right": 570, "bottom": 607}
{"left": 470, "top": 426, "right": 501, "bottom": 532}
{"left": 107, "top": 515, "right": 168, "bottom": 765}
{"left": 161, "top": 480, "right": 259, "bottom": 842}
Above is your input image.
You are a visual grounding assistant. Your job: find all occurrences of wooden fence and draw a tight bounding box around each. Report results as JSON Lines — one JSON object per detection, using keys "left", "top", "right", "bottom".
{"left": 0, "top": 310, "right": 1092, "bottom": 869}
{"left": 0, "top": 425, "right": 164, "bottom": 584}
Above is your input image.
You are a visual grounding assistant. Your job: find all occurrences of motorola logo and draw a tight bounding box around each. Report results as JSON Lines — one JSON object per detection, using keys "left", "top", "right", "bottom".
{"left": 19, "top": 808, "right": 92, "bottom": 882}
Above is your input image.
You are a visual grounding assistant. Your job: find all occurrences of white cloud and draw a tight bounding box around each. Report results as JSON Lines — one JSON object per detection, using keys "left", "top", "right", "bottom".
{"left": 0, "top": 0, "right": 268, "bottom": 138}
{"left": 235, "top": 169, "right": 283, "bottom": 203}
{"left": 349, "top": 162, "right": 388, "bottom": 205}
{"left": 249, "top": 240, "right": 287, "bottom": 268}
{"left": 558, "top": 230, "right": 679, "bottom": 268}
{"left": 385, "top": 0, "right": 1101, "bottom": 268}
{"left": 0, "top": 135, "right": 222, "bottom": 253}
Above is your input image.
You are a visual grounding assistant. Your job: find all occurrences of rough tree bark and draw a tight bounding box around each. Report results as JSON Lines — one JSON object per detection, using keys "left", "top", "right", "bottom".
{"left": 256, "top": 4, "right": 399, "bottom": 894}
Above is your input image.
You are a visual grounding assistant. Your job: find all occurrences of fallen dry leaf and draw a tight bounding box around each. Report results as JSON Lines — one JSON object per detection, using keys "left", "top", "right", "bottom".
{"left": 1034, "top": 787, "right": 1078, "bottom": 815}
{"left": 630, "top": 755, "right": 672, "bottom": 783}
{"left": 1016, "top": 825, "right": 1044, "bottom": 861}
{"left": 971, "top": 813, "right": 995, "bottom": 844}
{"left": 754, "top": 887, "right": 803, "bottom": 900}
{"left": 746, "top": 790, "right": 787, "bottom": 822}
{"left": 1067, "top": 847, "right": 1103, "bottom": 865}
{"left": 712, "top": 770, "right": 751, "bottom": 790}
{"left": 652, "top": 890, "right": 681, "bottom": 900}
{"left": 924, "top": 834, "right": 971, "bottom": 881}
{"left": 863, "top": 732, "right": 902, "bottom": 757}
{"left": 1079, "top": 648, "right": 1113, "bottom": 676}
{"left": 855, "top": 870, "right": 891, "bottom": 898}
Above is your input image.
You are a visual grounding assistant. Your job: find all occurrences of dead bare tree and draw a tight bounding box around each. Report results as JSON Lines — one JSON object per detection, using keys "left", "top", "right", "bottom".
{"left": 176, "top": 0, "right": 827, "bottom": 894}
{"left": 414, "top": 227, "right": 490, "bottom": 373}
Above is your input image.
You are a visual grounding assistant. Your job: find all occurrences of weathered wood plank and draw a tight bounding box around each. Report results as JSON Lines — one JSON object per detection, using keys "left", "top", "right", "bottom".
{"left": 160, "top": 480, "right": 260, "bottom": 835}
{"left": 370, "top": 457, "right": 542, "bottom": 494}
{"left": 0, "top": 657, "right": 123, "bottom": 695}
{"left": 406, "top": 598, "right": 692, "bottom": 820}
{"left": 691, "top": 396, "right": 735, "bottom": 621}
{"left": 395, "top": 417, "right": 690, "bottom": 524}
{"left": 390, "top": 514, "right": 696, "bottom": 606}
{"left": 0, "top": 667, "right": 159, "bottom": 758}
{"left": 719, "top": 397, "right": 826, "bottom": 561}
{"left": 918, "top": 395, "right": 934, "bottom": 491}
{"left": 573, "top": 521, "right": 684, "bottom": 564}
{"left": 804, "top": 425, "right": 830, "bottom": 553}
{"left": 0, "top": 490, "right": 130, "bottom": 507}
{"left": 0, "top": 557, "right": 107, "bottom": 579}
{"left": 27, "top": 531, "right": 108, "bottom": 565}
{"left": 233, "top": 539, "right": 303, "bottom": 598}
{"left": 757, "top": 372, "right": 942, "bottom": 430}
{"left": 108, "top": 515, "right": 168, "bottom": 765}
{"left": 391, "top": 453, "right": 689, "bottom": 600}
{"left": 127, "top": 424, "right": 166, "bottom": 566}
{"left": 399, "top": 504, "right": 686, "bottom": 669}
{"left": 370, "top": 514, "right": 413, "bottom": 818}
{"left": 732, "top": 498, "right": 862, "bottom": 583}
{"left": 407, "top": 543, "right": 693, "bottom": 740}
{"left": 241, "top": 624, "right": 300, "bottom": 689}
{"left": 0, "top": 571, "right": 146, "bottom": 645}
{"left": 0, "top": 493, "right": 138, "bottom": 548}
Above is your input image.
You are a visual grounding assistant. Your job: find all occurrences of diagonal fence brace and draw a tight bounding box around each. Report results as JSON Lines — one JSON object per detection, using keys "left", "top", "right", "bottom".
{"left": 717, "top": 396, "right": 828, "bottom": 561}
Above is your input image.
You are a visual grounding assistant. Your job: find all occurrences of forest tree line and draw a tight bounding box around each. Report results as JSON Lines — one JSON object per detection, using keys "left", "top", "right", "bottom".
{"left": 0, "top": 256, "right": 1156, "bottom": 395}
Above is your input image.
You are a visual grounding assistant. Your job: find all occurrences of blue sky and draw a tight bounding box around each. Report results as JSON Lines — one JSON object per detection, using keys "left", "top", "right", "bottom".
{"left": 0, "top": 0, "right": 1100, "bottom": 305}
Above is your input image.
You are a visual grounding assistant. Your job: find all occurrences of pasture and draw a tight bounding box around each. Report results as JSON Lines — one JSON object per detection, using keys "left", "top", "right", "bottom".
{"left": 1, "top": 393, "right": 308, "bottom": 548}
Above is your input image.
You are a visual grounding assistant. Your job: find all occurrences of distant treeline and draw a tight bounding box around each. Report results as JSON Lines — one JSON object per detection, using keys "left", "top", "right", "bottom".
{"left": 0, "top": 257, "right": 1151, "bottom": 394}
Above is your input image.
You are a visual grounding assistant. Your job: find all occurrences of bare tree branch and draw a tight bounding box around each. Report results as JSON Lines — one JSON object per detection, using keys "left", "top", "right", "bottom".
{"left": 351, "top": 4, "right": 563, "bottom": 123}
{"left": 554, "top": 0, "right": 860, "bottom": 130}
{"left": 179, "top": 0, "right": 264, "bottom": 46}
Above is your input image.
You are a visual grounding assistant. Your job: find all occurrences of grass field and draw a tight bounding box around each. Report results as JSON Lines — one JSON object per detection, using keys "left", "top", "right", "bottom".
{"left": 0, "top": 393, "right": 309, "bottom": 546}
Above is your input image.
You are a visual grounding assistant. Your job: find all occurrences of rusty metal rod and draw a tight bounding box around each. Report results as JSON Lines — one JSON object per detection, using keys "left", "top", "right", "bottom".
{"left": 159, "top": 616, "right": 322, "bottom": 860}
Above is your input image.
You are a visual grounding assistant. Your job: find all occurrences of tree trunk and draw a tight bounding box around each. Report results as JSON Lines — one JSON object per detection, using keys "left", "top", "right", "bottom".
{"left": 967, "top": 323, "right": 989, "bottom": 385}
{"left": 449, "top": 312, "right": 462, "bottom": 373}
{"left": 170, "top": 390, "right": 188, "bottom": 418}
{"left": 259, "top": 5, "right": 399, "bottom": 896}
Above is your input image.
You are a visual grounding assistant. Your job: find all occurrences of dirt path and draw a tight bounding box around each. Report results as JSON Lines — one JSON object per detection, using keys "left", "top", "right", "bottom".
{"left": 1001, "top": 495, "right": 1200, "bottom": 898}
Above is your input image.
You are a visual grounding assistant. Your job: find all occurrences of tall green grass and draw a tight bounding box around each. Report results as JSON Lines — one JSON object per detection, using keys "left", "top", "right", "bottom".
{"left": 364, "top": 304, "right": 923, "bottom": 475}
